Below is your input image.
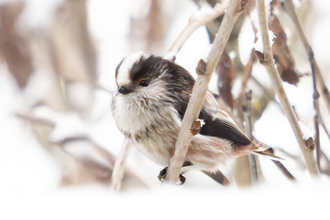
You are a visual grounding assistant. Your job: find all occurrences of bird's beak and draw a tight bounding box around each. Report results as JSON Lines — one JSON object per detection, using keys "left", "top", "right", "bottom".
{"left": 118, "top": 86, "right": 131, "bottom": 95}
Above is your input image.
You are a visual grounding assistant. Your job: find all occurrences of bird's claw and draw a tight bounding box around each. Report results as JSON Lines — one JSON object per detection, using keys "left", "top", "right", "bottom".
{"left": 158, "top": 167, "right": 186, "bottom": 185}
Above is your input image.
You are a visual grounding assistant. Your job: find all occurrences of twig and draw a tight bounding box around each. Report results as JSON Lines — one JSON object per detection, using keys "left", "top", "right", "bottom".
{"left": 273, "top": 160, "right": 296, "bottom": 181}
{"left": 110, "top": 138, "right": 133, "bottom": 191}
{"left": 263, "top": 146, "right": 296, "bottom": 181}
{"left": 165, "top": 0, "right": 246, "bottom": 184}
{"left": 242, "top": 90, "right": 259, "bottom": 184}
{"left": 282, "top": 0, "right": 330, "bottom": 116}
{"left": 15, "top": 112, "right": 55, "bottom": 128}
{"left": 164, "top": 0, "right": 229, "bottom": 61}
{"left": 314, "top": 115, "right": 321, "bottom": 170}
{"left": 320, "top": 151, "right": 330, "bottom": 176}
{"left": 255, "top": 0, "right": 319, "bottom": 177}
{"left": 309, "top": 42, "right": 321, "bottom": 170}
{"left": 239, "top": 50, "right": 256, "bottom": 99}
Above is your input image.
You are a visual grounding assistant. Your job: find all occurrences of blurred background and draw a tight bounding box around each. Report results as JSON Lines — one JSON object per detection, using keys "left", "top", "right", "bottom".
{"left": 1, "top": 0, "right": 330, "bottom": 219}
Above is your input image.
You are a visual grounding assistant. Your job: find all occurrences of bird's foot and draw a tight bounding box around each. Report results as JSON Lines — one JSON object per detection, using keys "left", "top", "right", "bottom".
{"left": 158, "top": 167, "right": 186, "bottom": 185}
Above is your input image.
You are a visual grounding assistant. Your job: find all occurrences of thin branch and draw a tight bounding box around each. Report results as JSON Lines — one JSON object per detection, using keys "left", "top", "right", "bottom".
{"left": 320, "top": 151, "right": 330, "bottom": 176}
{"left": 110, "top": 138, "right": 133, "bottom": 191}
{"left": 239, "top": 50, "right": 256, "bottom": 99}
{"left": 255, "top": 0, "right": 319, "bottom": 177}
{"left": 272, "top": 160, "right": 296, "bottom": 181}
{"left": 90, "top": 140, "right": 152, "bottom": 190}
{"left": 282, "top": 0, "right": 330, "bottom": 116}
{"left": 314, "top": 115, "right": 321, "bottom": 170}
{"left": 262, "top": 146, "right": 296, "bottom": 181}
{"left": 15, "top": 112, "right": 55, "bottom": 128}
{"left": 308, "top": 41, "right": 321, "bottom": 171}
{"left": 165, "top": 0, "right": 246, "bottom": 184}
{"left": 164, "top": 0, "right": 229, "bottom": 61}
{"left": 242, "top": 90, "right": 259, "bottom": 184}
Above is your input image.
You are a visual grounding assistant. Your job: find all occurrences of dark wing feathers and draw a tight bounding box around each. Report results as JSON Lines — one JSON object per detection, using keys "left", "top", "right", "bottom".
{"left": 199, "top": 107, "right": 251, "bottom": 145}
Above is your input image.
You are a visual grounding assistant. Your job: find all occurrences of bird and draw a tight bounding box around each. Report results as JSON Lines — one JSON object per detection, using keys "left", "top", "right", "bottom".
{"left": 111, "top": 52, "right": 279, "bottom": 185}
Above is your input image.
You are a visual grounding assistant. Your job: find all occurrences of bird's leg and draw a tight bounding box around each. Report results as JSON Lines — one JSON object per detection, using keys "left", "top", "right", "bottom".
{"left": 158, "top": 167, "right": 186, "bottom": 185}
{"left": 158, "top": 167, "right": 167, "bottom": 182}
{"left": 158, "top": 161, "right": 193, "bottom": 185}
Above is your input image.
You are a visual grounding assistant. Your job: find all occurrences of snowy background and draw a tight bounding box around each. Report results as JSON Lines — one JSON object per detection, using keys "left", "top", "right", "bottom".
{"left": 0, "top": 0, "right": 330, "bottom": 219}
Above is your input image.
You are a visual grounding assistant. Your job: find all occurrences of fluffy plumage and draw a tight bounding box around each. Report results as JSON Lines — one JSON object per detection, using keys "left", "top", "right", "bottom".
{"left": 111, "top": 52, "right": 274, "bottom": 184}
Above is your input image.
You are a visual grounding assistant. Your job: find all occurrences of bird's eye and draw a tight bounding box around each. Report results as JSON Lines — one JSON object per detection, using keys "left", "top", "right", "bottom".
{"left": 139, "top": 80, "right": 149, "bottom": 87}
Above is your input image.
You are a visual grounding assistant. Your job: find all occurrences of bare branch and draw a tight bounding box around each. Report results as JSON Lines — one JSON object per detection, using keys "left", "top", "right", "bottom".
{"left": 15, "top": 112, "right": 55, "bottom": 128}
{"left": 110, "top": 138, "right": 133, "bottom": 191}
{"left": 165, "top": 0, "right": 246, "bottom": 184}
{"left": 255, "top": 0, "right": 319, "bottom": 177}
{"left": 282, "top": 0, "right": 330, "bottom": 116}
{"left": 164, "top": 0, "right": 229, "bottom": 61}
{"left": 239, "top": 50, "right": 256, "bottom": 98}
{"left": 310, "top": 53, "right": 321, "bottom": 170}
{"left": 242, "top": 90, "right": 259, "bottom": 184}
{"left": 314, "top": 115, "right": 321, "bottom": 170}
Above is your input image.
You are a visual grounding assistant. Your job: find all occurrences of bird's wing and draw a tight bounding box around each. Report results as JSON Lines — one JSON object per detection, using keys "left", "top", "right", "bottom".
{"left": 198, "top": 92, "right": 251, "bottom": 145}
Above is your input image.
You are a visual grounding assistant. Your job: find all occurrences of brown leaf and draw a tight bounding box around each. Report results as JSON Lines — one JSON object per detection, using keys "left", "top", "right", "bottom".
{"left": 215, "top": 50, "right": 235, "bottom": 109}
{"left": 269, "top": 12, "right": 300, "bottom": 85}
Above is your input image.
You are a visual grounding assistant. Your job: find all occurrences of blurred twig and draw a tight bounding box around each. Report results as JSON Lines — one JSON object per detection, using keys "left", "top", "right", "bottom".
{"left": 239, "top": 50, "right": 256, "bottom": 99}
{"left": 216, "top": 50, "right": 236, "bottom": 109}
{"left": 15, "top": 110, "right": 151, "bottom": 189}
{"left": 165, "top": 0, "right": 246, "bottom": 184}
{"left": 255, "top": 0, "right": 320, "bottom": 177}
{"left": 164, "top": 0, "right": 229, "bottom": 61}
{"left": 242, "top": 90, "right": 259, "bottom": 184}
{"left": 110, "top": 138, "right": 133, "bottom": 192}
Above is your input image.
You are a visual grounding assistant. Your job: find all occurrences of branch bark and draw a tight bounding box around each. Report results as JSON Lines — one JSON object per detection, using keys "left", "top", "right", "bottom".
{"left": 255, "top": 0, "right": 319, "bottom": 177}
{"left": 164, "top": 0, "right": 229, "bottom": 61}
{"left": 165, "top": 0, "right": 246, "bottom": 184}
{"left": 110, "top": 138, "right": 133, "bottom": 191}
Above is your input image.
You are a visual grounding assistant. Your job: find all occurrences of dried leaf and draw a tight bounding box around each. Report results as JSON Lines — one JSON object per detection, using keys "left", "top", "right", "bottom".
{"left": 269, "top": 12, "right": 300, "bottom": 85}
{"left": 216, "top": 50, "right": 235, "bottom": 108}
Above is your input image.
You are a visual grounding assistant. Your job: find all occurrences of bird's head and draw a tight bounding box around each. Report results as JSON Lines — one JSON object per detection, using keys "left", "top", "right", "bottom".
{"left": 114, "top": 52, "right": 169, "bottom": 98}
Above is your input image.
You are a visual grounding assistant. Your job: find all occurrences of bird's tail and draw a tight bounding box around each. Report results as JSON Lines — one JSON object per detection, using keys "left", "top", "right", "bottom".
{"left": 237, "top": 140, "right": 283, "bottom": 161}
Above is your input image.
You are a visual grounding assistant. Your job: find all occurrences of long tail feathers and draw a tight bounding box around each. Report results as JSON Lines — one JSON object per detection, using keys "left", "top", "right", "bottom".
{"left": 238, "top": 140, "right": 284, "bottom": 161}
